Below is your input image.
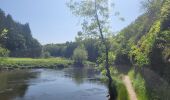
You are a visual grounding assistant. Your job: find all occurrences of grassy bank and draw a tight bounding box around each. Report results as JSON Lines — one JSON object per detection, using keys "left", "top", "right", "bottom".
{"left": 114, "top": 77, "right": 130, "bottom": 100}
{"left": 100, "top": 67, "right": 130, "bottom": 100}
{"left": 0, "top": 57, "right": 73, "bottom": 69}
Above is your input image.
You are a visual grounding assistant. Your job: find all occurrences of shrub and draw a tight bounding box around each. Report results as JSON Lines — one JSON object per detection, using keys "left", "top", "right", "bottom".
{"left": 0, "top": 47, "right": 9, "bottom": 57}
{"left": 72, "top": 45, "right": 88, "bottom": 65}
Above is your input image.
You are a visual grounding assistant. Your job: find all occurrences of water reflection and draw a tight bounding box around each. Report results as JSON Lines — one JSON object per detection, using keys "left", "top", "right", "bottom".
{"left": 0, "top": 68, "right": 117, "bottom": 100}
{"left": 0, "top": 70, "right": 38, "bottom": 100}
{"left": 64, "top": 67, "right": 100, "bottom": 85}
{"left": 64, "top": 67, "right": 117, "bottom": 100}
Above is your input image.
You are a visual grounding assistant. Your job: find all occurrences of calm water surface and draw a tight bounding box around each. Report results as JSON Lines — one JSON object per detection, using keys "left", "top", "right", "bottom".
{"left": 0, "top": 68, "right": 108, "bottom": 100}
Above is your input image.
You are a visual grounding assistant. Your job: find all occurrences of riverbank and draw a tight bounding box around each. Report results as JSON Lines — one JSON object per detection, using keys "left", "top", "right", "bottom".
{"left": 0, "top": 57, "right": 73, "bottom": 70}
{"left": 100, "top": 67, "right": 130, "bottom": 100}
{"left": 0, "top": 57, "right": 96, "bottom": 71}
{"left": 128, "top": 68, "right": 170, "bottom": 100}
{"left": 0, "top": 67, "right": 108, "bottom": 100}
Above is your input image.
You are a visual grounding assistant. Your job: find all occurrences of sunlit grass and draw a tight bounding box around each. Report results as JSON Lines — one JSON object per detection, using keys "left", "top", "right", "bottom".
{"left": 0, "top": 57, "right": 73, "bottom": 69}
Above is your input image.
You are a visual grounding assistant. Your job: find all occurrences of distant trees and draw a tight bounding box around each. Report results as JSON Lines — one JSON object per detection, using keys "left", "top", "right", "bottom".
{"left": 43, "top": 42, "right": 77, "bottom": 58}
{"left": 72, "top": 45, "right": 88, "bottom": 65}
{"left": 0, "top": 9, "right": 42, "bottom": 58}
{"left": 43, "top": 37, "right": 100, "bottom": 62}
{"left": 43, "top": 51, "right": 51, "bottom": 58}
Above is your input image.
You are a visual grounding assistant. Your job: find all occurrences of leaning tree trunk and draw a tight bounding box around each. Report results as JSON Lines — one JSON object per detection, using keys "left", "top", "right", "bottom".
{"left": 94, "top": 1, "right": 117, "bottom": 99}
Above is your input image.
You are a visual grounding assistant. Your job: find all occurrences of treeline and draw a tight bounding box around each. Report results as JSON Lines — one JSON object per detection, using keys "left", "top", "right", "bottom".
{"left": 43, "top": 38, "right": 100, "bottom": 62}
{"left": 0, "top": 9, "right": 42, "bottom": 58}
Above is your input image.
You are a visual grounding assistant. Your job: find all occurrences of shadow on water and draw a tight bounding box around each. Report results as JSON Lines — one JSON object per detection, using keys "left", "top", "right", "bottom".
{"left": 63, "top": 67, "right": 100, "bottom": 85}
{"left": 0, "top": 68, "right": 119, "bottom": 100}
{"left": 107, "top": 78, "right": 117, "bottom": 100}
{"left": 64, "top": 67, "right": 118, "bottom": 100}
{"left": 0, "top": 70, "right": 39, "bottom": 100}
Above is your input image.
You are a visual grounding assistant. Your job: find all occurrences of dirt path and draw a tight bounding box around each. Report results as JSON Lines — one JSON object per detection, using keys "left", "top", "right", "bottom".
{"left": 123, "top": 75, "right": 138, "bottom": 100}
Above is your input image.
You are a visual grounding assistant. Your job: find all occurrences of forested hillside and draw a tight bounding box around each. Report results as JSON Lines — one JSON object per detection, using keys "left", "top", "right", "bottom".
{"left": 0, "top": 9, "right": 42, "bottom": 57}
{"left": 113, "top": 0, "right": 170, "bottom": 82}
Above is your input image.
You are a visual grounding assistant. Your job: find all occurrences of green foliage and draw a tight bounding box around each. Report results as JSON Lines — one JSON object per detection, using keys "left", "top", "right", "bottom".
{"left": 129, "top": 45, "right": 149, "bottom": 67}
{"left": 0, "top": 29, "right": 9, "bottom": 57}
{"left": 116, "top": 80, "right": 130, "bottom": 100}
{"left": 67, "top": 0, "right": 111, "bottom": 37}
{"left": 108, "top": 51, "right": 116, "bottom": 65}
{"left": 156, "top": 30, "right": 170, "bottom": 62}
{"left": 128, "top": 70, "right": 148, "bottom": 100}
{"left": 72, "top": 45, "right": 88, "bottom": 65}
{"left": 113, "top": 14, "right": 154, "bottom": 64}
{"left": 0, "top": 9, "right": 42, "bottom": 58}
{"left": 0, "top": 28, "right": 8, "bottom": 40}
{"left": 139, "top": 21, "right": 160, "bottom": 52}
{"left": 43, "top": 51, "right": 51, "bottom": 58}
{"left": 129, "top": 21, "right": 161, "bottom": 67}
{"left": 82, "top": 38, "right": 100, "bottom": 62}
{"left": 0, "top": 47, "right": 9, "bottom": 57}
{"left": 44, "top": 38, "right": 100, "bottom": 62}
{"left": 100, "top": 67, "right": 129, "bottom": 100}
{"left": 67, "top": 0, "right": 114, "bottom": 67}
{"left": 161, "top": 0, "right": 170, "bottom": 30}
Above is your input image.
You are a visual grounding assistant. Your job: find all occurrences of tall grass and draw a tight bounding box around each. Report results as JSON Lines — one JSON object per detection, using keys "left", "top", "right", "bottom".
{"left": 0, "top": 57, "right": 73, "bottom": 69}
{"left": 101, "top": 67, "right": 129, "bottom": 100}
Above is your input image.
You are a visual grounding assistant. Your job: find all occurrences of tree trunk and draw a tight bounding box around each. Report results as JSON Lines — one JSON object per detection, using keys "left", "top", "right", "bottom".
{"left": 94, "top": 1, "right": 117, "bottom": 99}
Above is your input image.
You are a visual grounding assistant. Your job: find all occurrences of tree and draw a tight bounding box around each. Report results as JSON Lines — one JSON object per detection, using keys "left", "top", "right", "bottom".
{"left": 0, "top": 8, "right": 42, "bottom": 58}
{"left": 0, "top": 47, "right": 9, "bottom": 57}
{"left": 72, "top": 45, "right": 88, "bottom": 65}
{"left": 43, "top": 51, "right": 51, "bottom": 58}
{"left": 0, "top": 29, "right": 8, "bottom": 44}
{"left": 141, "top": 0, "right": 163, "bottom": 23}
{"left": 67, "top": 0, "right": 117, "bottom": 99}
{"left": 0, "top": 29, "right": 9, "bottom": 57}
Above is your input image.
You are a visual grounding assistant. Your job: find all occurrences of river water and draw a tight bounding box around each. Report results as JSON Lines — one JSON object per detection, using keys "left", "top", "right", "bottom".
{"left": 0, "top": 68, "right": 108, "bottom": 100}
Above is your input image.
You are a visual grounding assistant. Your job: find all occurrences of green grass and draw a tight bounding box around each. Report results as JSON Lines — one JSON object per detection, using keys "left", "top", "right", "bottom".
{"left": 128, "top": 69, "right": 148, "bottom": 100}
{"left": 113, "top": 77, "right": 129, "bottom": 100}
{"left": 100, "top": 67, "right": 129, "bottom": 100}
{"left": 0, "top": 57, "right": 73, "bottom": 69}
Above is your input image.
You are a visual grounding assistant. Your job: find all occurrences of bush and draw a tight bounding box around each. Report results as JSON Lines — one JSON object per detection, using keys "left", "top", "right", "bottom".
{"left": 0, "top": 47, "right": 9, "bottom": 57}
{"left": 43, "top": 51, "right": 51, "bottom": 58}
{"left": 72, "top": 45, "right": 88, "bottom": 65}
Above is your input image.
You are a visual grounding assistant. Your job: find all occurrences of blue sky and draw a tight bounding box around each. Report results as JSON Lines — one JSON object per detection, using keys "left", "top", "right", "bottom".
{"left": 0, "top": 0, "right": 142, "bottom": 44}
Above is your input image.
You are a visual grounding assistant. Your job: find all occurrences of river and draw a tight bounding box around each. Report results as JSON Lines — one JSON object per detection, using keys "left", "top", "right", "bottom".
{"left": 0, "top": 68, "right": 109, "bottom": 100}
